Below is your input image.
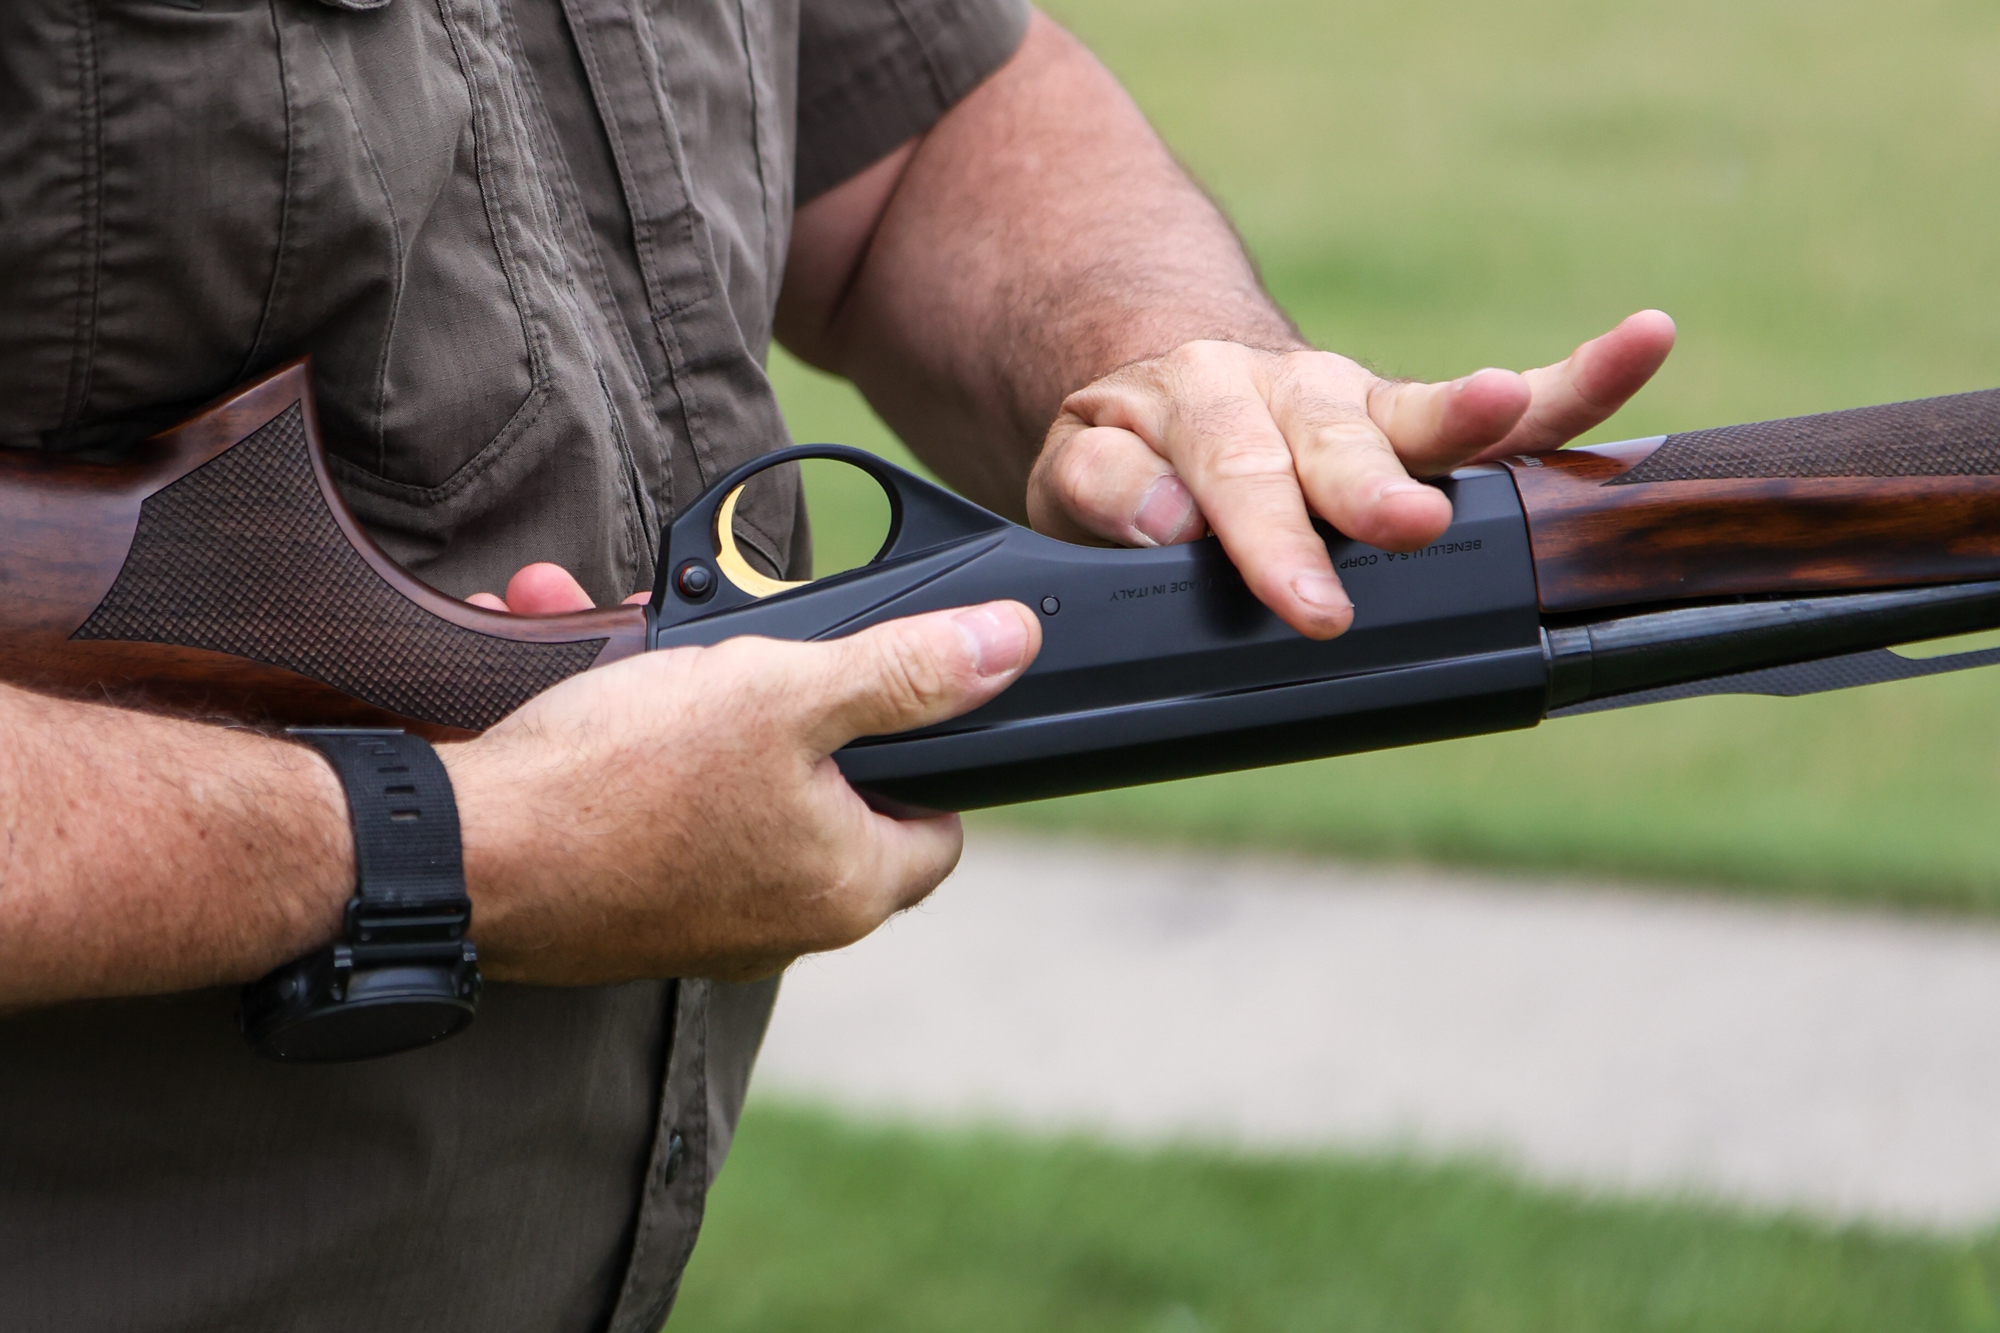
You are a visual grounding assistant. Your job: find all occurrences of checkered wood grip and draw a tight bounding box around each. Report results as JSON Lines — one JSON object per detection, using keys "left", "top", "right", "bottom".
{"left": 72, "top": 403, "right": 604, "bottom": 730}
{"left": 1612, "top": 388, "right": 2000, "bottom": 484}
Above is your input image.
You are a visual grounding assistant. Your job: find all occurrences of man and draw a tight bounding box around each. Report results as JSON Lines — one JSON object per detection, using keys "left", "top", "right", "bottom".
{"left": 0, "top": 0, "right": 1672, "bottom": 1328}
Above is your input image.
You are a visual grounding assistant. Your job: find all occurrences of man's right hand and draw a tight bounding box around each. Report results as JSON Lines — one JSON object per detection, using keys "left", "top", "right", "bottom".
{"left": 440, "top": 600, "right": 1040, "bottom": 985}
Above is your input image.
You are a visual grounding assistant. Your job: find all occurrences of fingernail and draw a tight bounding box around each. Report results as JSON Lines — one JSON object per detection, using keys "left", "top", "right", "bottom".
{"left": 1379, "top": 481, "right": 1431, "bottom": 498}
{"left": 1292, "top": 572, "right": 1352, "bottom": 616}
{"left": 954, "top": 606, "right": 1030, "bottom": 678}
{"left": 1132, "top": 475, "right": 1198, "bottom": 547}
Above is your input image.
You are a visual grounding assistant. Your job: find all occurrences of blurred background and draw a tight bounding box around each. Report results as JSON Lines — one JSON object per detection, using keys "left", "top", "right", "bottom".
{"left": 673, "top": 0, "right": 2000, "bottom": 1327}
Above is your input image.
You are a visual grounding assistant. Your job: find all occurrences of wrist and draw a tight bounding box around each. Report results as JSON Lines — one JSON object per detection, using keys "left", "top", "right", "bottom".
{"left": 436, "top": 735, "right": 540, "bottom": 980}
{"left": 1115, "top": 307, "right": 1309, "bottom": 363}
{"left": 269, "top": 736, "right": 359, "bottom": 954}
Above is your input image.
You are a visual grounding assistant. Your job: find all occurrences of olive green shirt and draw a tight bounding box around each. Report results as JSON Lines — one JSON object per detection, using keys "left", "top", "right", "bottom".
{"left": 0, "top": 0, "right": 1026, "bottom": 1329}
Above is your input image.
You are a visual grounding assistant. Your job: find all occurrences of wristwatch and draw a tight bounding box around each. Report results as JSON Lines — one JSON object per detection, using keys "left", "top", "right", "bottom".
{"left": 239, "top": 729, "right": 482, "bottom": 1062}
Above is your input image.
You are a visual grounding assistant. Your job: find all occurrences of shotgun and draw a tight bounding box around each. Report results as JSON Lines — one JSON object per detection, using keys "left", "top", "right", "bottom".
{"left": 5, "top": 359, "right": 1998, "bottom": 813}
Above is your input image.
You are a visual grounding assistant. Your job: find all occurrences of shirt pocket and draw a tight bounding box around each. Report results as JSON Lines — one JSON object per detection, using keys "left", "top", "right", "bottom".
{"left": 267, "top": 0, "right": 555, "bottom": 493}
{"left": 0, "top": 1, "right": 293, "bottom": 451}
{"left": 0, "top": 0, "right": 562, "bottom": 499}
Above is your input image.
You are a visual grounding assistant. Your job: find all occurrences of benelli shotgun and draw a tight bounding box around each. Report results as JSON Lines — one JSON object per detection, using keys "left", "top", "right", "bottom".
{"left": 5, "top": 358, "right": 2000, "bottom": 811}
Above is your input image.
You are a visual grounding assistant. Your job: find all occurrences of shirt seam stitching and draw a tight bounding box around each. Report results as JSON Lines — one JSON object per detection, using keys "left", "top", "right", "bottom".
{"left": 61, "top": 0, "right": 104, "bottom": 430}
{"left": 237, "top": 0, "right": 296, "bottom": 383}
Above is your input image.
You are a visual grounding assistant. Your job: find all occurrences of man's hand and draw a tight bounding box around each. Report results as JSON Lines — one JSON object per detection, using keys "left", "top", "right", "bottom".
{"left": 1026, "top": 310, "right": 1676, "bottom": 639}
{"left": 442, "top": 599, "right": 1040, "bottom": 985}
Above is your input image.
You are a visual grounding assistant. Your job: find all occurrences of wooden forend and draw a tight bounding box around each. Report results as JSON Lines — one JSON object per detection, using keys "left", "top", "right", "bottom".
{"left": 1501, "top": 388, "right": 2000, "bottom": 613}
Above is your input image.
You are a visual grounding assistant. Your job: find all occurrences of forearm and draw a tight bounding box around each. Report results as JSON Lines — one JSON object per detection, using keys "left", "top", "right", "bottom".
{"left": 0, "top": 684, "right": 351, "bottom": 1009}
{"left": 781, "top": 11, "right": 1301, "bottom": 519}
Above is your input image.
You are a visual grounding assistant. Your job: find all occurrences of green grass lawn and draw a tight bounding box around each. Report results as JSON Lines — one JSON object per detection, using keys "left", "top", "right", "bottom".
{"left": 776, "top": 0, "right": 2000, "bottom": 910}
{"left": 675, "top": 1104, "right": 2000, "bottom": 1333}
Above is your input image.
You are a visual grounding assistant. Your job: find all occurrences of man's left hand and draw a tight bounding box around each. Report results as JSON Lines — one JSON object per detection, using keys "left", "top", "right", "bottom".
{"left": 1026, "top": 309, "right": 1676, "bottom": 639}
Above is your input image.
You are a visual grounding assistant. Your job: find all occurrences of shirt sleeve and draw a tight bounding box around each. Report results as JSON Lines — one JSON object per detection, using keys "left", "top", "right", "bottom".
{"left": 795, "top": 0, "right": 1031, "bottom": 203}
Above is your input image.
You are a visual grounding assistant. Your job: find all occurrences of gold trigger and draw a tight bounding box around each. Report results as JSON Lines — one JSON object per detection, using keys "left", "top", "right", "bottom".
{"left": 713, "top": 484, "right": 808, "bottom": 598}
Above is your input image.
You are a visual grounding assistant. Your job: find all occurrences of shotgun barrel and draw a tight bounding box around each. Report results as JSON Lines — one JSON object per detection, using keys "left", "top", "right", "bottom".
{"left": 3, "top": 359, "right": 1997, "bottom": 811}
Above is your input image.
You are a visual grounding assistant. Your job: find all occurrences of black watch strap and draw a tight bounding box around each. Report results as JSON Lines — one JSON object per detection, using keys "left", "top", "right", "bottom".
{"left": 239, "top": 729, "right": 481, "bottom": 1063}
{"left": 290, "top": 728, "right": 471, "bottom": 941}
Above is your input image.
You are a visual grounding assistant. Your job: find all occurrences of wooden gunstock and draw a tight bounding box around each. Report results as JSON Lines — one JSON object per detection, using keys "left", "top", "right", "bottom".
{"left": 0, "top": 360, "right": 644, "bottom": 737}
{"left": 1502, "top": 390, "right": 2000, "bottom": 613}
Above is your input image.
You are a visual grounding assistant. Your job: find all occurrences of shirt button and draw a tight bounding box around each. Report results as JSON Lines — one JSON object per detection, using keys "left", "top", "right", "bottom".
{"left": 661, "top": 1131, "right": 686, "bottom": 1186}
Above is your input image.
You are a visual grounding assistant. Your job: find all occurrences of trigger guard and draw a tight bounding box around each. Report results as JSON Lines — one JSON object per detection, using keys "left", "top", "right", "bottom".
{"left": 647, "top": 444, "right": 1011, "bottom": 625}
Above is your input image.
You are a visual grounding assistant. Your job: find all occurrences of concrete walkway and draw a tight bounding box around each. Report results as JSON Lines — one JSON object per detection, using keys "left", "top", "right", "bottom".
{"left": 755, "top": 833, "right": 2000, "bottom": 1231}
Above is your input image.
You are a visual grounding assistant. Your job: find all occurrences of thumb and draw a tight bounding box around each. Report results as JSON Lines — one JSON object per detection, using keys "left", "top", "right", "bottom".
{"left": 799, "top": 601, "right": 1041, "bottom": 756}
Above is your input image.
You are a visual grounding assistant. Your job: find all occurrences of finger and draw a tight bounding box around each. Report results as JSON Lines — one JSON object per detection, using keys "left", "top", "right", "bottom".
{"left": 1068, "top": 345, "right": 1354, "bottom": 639}
{"left": 1472, "top": 309, "right": 1677, "bottom": 460}
{"left": 503, "top": 562, "right": 598, "bottom": 615}
{"left": 851, "top": 807, "right": 965, "bottom": 915}
{"left": 1364, "top": 366, "right": 1531, "bottom": 477}
{"left": 796, "top": 601, "right": 1041, "bottom": 754}
{"left": 1266, "top": 352, "right": 1522, "bottom": 551}
{"left": 1028, "top": 419, "right": 1207, "bottom": 547}
{"left": 465, "top": 592, "right": 508, "bottom": 611}
{"left": 1268, "top": 389, "right": 1459, "bottom": 554}
{"left": 1170, "top": 406, "right": 1354, "bottom": 638}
